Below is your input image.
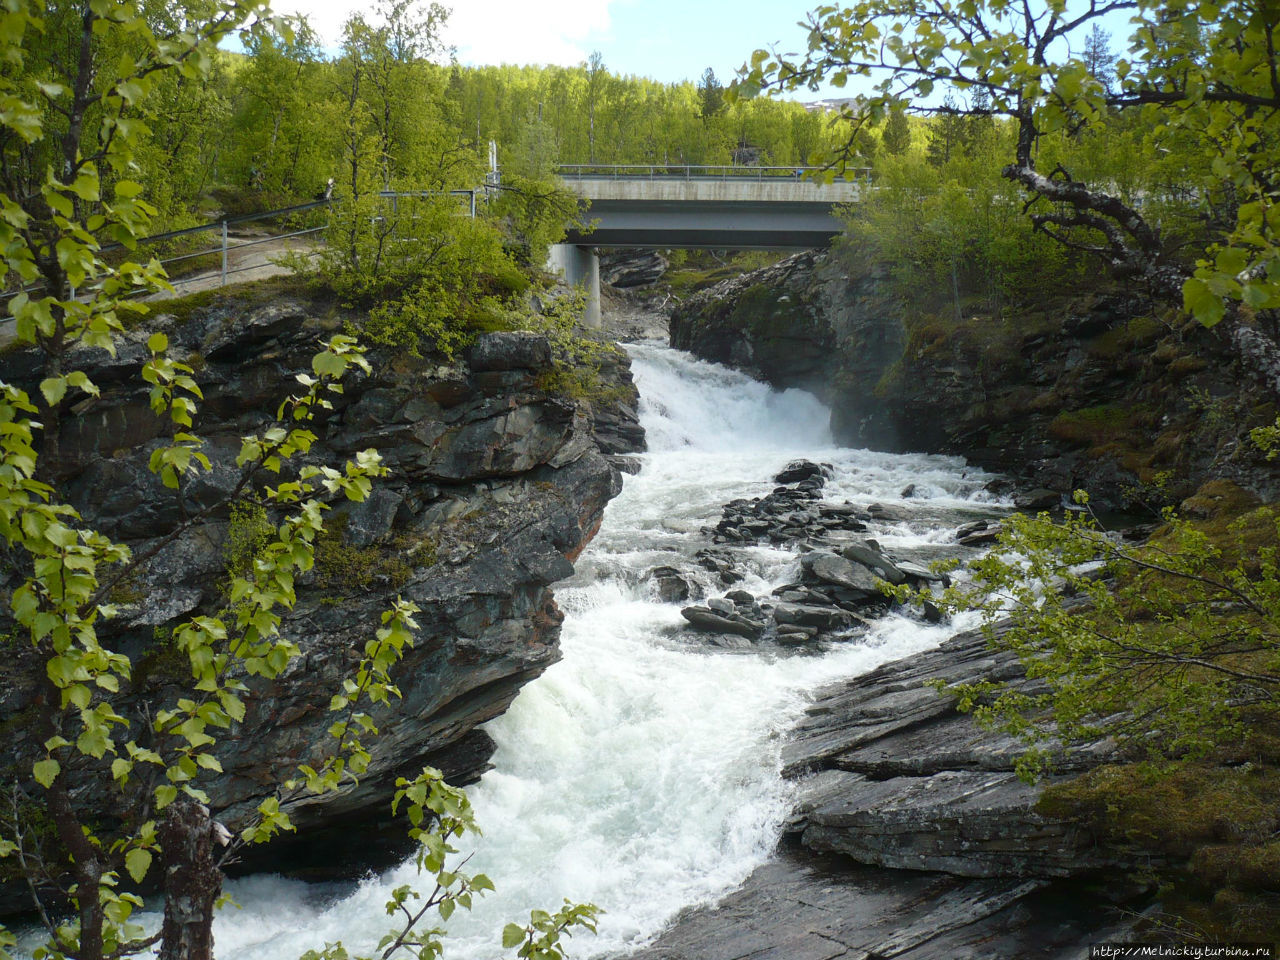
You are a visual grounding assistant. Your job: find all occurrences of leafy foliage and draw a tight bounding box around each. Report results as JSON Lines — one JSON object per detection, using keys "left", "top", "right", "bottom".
{"left": 837, "top": 113, "right": 1083, "bottom": 317}
{"left": 743, "top": 1, "right": 1280, "bottom": 325}
{"left": 915, "top": 496, "right": 1280, "bottom": 782}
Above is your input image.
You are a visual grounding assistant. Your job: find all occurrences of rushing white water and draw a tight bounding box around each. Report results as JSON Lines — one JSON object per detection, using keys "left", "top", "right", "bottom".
{"left": 17, "top": 342, "right": 1005, "bottom": 959}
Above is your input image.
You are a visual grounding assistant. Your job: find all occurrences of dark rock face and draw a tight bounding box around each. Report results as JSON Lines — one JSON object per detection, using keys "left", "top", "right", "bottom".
{"left": 599, "top": 248, "right": 669, "bottom": 288}
{"left": 588, "top": 344, "right": 647, "bottom": 456}
{"left": 0, "top": 300, "right": 642, "bottom": 883}
{"left": 670, "top": 250, "right": 1280, "bottom": 509}
{"left": 466, "top": 330, "right": 553, "bottom": 371}
{"left": 670, "top": 252, "right": 854, "bottom": 397}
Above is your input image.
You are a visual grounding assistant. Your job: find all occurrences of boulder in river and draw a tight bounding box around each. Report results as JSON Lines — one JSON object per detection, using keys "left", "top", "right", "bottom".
{"left": 802, "top": 550, "right": 885, "bottom": 600}
{"left": 648, "top": 565, "right": 694, "bottom": 603}
{"left": 840, "top": 540, "right": 909, "bottom": 584}
{"left": 774, "top": 459, "right": 832, "bottom": 485}
{"left": 681, "top": 605, "right": 764, "bottom": 640}
{"left": 956, "top": 519, "right": 1001, "bottom": 546}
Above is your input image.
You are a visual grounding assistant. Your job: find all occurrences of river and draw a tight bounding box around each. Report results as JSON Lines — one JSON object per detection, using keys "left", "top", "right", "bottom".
{"left": 25, "top": 342, "right": 1004, "bottom": 958}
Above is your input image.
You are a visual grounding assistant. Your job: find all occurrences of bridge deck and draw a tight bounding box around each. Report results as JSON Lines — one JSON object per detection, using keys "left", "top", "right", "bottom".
{"left": 557, "top": 169, "right": 860, "bottom": 249}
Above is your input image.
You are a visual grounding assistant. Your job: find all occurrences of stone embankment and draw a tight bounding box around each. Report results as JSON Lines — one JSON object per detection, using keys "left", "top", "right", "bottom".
{"left": 0, "top": 294, "right": 641, "bottom": 889}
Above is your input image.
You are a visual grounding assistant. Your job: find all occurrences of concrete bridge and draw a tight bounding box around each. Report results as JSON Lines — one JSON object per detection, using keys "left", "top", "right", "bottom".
{"left": 546, "top": 165, "right": 864, "bottom": 325}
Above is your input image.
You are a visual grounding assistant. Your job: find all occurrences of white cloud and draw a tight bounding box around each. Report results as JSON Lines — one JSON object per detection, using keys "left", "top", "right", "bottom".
{"left": 266, "top": 0, "right": 363, "bottom": 47}
{"left": 267, "top": 0, "right": 613, "bottom": 67}
{"left": 446, "top": 0, "right": 611, "bottom": 67}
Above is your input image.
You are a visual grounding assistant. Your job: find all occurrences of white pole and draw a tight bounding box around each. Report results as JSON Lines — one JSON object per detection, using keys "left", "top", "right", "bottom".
{"left": 220, "top": 220, "right": 228, "bottom": 286}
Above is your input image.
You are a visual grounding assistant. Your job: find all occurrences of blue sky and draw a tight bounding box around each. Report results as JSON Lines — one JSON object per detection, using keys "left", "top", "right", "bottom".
{"left": 273, "top": 0, "right": 833, "bottom": 93}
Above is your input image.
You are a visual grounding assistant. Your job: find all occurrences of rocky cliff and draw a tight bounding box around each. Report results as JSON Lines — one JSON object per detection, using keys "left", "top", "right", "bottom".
{"left": 671, "top": 249, "right": 1280, "bottom": 509}
{"left": 0, "top": 287, "right": 641, "bottom": 888}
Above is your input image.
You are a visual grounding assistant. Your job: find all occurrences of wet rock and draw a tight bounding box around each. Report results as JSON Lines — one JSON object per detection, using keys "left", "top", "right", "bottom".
{"left": 681, "top": 606, "right": 763, "bottom": 640}
{"left": 773, "top": 602, "right": 855, "bottom": 632}
{"left": 701, "top": 633, "right": 755, "bottom": 650}
{"left": 695, "top": 548, "right": 743, "bottom": 584}
{"left": 801, "top": 770, "right": 1118, "bottom": 879}
{"left": 895, "top": 560, "right": 951, "bottom": 587}
{"left": 607, "top": 454, "right": 642, "bottom": 475}
{"left": 1015, "top": 487, "right": 1060, "bottom": 511}
{"left": 867, "top": 501, "right": 912, "bottom": 523}
{"left": 775, "top": 625, "right": 819, "bottom": 645}
{"left": 801, "top": 551, "right": 883, "bottom": 600}
{"left": 774, "top": 459, "right": 832, "bottom": 485}
{"left": 466, "top": 330, "right": 552, "bottom": 372}
{"left": 588, "top": 348, "right": 646, "bottom": 456}
{"left": 648, "top": 565, "right": 693, "bottom": 603}
{"left": 781, "top": 626, "right": 1118, "bottom": 880}
{"left": 628, "top": 848, "right": 1133, "bottom": 960}
{"left": 839, "top": 541, "right": 909, "bottom": 585}
{"left": 956, "top": 519, "right": 1000, "bottom": 546}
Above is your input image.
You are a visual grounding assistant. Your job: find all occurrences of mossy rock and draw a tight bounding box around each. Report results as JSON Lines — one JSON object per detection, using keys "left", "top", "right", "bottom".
{"left": 730, "top": 283, "right": 812, "bottom": 341}
{"left": 1048, "top": 403, "right": 1153, "bottom": 448}
{"left": 1178, "top": 479, "right": 1262, "bottom": 521}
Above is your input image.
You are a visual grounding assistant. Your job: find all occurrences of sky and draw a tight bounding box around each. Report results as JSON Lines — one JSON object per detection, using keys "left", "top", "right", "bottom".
{"left": 267, "top": 0, "right": 832, "bottom": 93}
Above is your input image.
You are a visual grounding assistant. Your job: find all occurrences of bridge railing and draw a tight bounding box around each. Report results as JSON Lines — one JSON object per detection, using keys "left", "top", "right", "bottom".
{"left": 555, "top": 163, "right": 872, "bottom": 182}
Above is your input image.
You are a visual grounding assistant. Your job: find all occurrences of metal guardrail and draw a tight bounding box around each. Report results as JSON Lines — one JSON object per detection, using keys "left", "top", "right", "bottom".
{"left": 555, "top": 163, "right": 872, "bottom": 182}
{"left": 2, "top": 188, "right": 485, "bottom": 316}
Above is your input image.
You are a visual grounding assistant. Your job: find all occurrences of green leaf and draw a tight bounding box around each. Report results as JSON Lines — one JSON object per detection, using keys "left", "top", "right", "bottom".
{"left": 125, "top": 847, "right": 152, "bottom": 884}
{"left": 312, "top": 351, "right": 346, "bottom": 378}
{"left": 1241, "top": 281, "right": 1276, "bottom": 309}
{"left": 1182, "top": 276, "right": 1226, "bottom": 327}
{"left": 502, "top": 923, "right": 525, "bottom": 949}
{"left": 147, "top": 331, "right": 169, "bottom": 353}
{"left": 39, "top": 377, "right": 67, "bottom": 407}
{"left": 33, "top": 758, "right": 59, "bottom": 788}
{"left": 66, "top": 370, "right": 99, "bottom": 397}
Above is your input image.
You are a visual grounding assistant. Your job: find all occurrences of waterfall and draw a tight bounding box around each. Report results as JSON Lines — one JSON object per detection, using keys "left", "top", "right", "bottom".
{"left": 29, "top": 343, "right": 1003, "bottom": 959}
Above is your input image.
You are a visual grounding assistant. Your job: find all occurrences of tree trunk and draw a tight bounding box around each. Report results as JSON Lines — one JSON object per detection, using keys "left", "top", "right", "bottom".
{"left": 158, "top": 800, "right": 222, "bottom": 960}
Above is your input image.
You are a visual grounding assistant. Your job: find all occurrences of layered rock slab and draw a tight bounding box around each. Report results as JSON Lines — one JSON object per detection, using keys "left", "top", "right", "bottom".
{"left": 783, "top": 627, "right": 1116, "bottom": 880}
{"left": 629, "top": 849, "right": 1129, "bottom": 960}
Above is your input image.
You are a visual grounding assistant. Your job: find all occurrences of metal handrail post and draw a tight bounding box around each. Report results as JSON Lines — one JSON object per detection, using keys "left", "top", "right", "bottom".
{"left": 220, "top": 220, "right": 228, "bottom": 286}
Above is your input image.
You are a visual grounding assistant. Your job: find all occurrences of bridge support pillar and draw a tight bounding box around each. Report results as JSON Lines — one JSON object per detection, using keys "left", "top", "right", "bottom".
{"left": 546, "top": 244, "right": 601, "bottom": 329}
